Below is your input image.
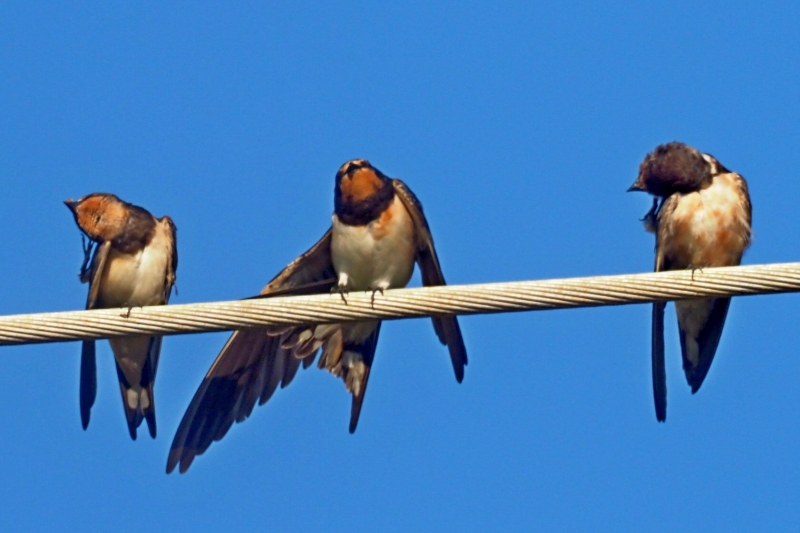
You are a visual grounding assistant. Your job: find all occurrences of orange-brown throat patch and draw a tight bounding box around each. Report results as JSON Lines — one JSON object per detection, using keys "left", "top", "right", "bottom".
{"left": 339, "top": 167, "right": 385, "bottom": 204}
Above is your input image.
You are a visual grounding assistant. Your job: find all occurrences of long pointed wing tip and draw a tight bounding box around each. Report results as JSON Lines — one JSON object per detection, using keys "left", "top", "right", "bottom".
{"left": 449, "top": 347, "right": 467, "bottom": 383}
{"left": 146, "top": 412, "right": 157, "bottom": 439}
{"left": 348, "top": 404, "right": 360, "bottom": 434}
{"left": 166, "top": 449, "right": 194, "bottom": 475}
{"left": 687, "top": 367, "right": 709, "bottom": 394}
{"left": 166, "top": 449, "right": 180, "bottom": 474}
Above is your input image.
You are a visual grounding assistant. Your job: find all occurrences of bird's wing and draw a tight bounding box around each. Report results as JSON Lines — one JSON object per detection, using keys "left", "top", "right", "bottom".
{"left": 392, "top": 179, "right": 468, "bottom": 382}
{"left": 160, "top": 215, "right": 179, "bottom": 300}
{"left": 650, "top": 195, "right": 681, "bottom": 422}
{"left": 167, "top": 229, "right": 337, "bottom": 474}
{"left": 79, "top": 241, "right": 111, "bottom": 430}
{"left": 652, "top": 252, "right": 668, "bottom": 423}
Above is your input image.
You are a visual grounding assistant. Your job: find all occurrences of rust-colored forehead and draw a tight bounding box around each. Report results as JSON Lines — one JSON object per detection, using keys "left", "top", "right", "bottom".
{"left": 337, "top": 159, "right": 371, "bottom": 177}
{"left": 69, "top": 193, "right": 130, "bottom": 241}
{"left": 76, "top": 194, "right": 112, "bottom": 213}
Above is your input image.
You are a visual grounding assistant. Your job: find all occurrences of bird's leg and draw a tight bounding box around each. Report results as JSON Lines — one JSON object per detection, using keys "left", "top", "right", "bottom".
{"left": 689, "top": 264, "right": 704, "bottom": 281}
{"left": 120, "top": 306, "right": 142, "bottom": 319}
{"left": 336, "top": 287, "right": 349, "bottom": 304}
{"left": 369, "top": 287, "right": 385, "bottom": 309}
{"left": 332, "top": 273, "right": 349, "bottom": 305}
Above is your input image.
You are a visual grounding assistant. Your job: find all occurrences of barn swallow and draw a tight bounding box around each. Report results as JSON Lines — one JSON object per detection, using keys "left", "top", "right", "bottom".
{"left": 628, "top": 142, "right": 752, "bottom": 421}
{"left": 65, "top": 193, "right": 178, "bottom": 439}
{"left": 167, "top": 159, "right": 467, "bottom": 473}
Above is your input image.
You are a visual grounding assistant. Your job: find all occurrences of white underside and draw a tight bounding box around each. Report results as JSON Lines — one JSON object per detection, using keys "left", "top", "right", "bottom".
{"left": 97, "top": 220, "right": 172, "bottom": 396}
{"left": 330, "top": 195, "right": 416, "bottom": 293}
{"left": 323, "top": 195, "right": 417, "bottom": 383}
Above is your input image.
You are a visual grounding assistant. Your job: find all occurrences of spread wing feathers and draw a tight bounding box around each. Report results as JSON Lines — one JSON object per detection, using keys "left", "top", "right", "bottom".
{"left": 114, "top": 336, "right": 161, "bottom": 440}
{"left": 261, "top": 229, "right": 336, "bottom": 293}
{"left": 652, "top": 252, "right": 668, "bottom": 422}
{"left": 167, "top": 230, "right": 337, "bottom": 474}
{"left": 392, "top": 179, "right": 468, "bottom": 382}
{"left": 678, "top": 297, "right": 732, "bottom": 393}
{"left": 79, "top": 241, "right": 111, "bottom": 430}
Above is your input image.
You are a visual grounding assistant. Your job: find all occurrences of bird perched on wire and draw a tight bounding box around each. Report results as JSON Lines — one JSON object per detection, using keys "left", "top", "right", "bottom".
{"left": 65, "top": 193, "right": 177, "bottom": 439}
{"left": 167, "top": 159, "right": 468, "bottom": 473}
{"left": 628, "top": 142, "right": 752, "bottom": 422}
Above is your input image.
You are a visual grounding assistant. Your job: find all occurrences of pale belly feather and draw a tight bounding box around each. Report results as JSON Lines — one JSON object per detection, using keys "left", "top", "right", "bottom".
{"left": 331, "top": 196, "right": 417, "bottom": 292}
{"left": 663, "top": 173, "right": 750, "bottom": 269}
{"left": 96, "top": 222, "right": 172, "bottom": 384}
{"left": 97, "top": 230, "right": 171, "bottom": 308}
{"left": 663, "top": 173, "right": 750, "bottom": 368}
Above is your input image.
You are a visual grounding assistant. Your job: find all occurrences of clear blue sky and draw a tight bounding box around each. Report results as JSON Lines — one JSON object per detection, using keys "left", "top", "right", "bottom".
{"left": 2, "top": 2, "right": 799, "bottom": 531}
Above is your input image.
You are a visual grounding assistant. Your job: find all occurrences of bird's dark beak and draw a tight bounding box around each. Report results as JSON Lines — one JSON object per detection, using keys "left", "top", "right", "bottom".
{"left": 627, "top": 175, "right": 646, "bottom": 192}
{"left": 64, "top": 199, "right": 78, "bottom": 213}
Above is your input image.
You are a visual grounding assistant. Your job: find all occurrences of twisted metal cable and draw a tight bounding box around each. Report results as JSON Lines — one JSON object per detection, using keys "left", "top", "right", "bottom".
{"left": 2, "top": 262, "right": 800, "bottom": 346}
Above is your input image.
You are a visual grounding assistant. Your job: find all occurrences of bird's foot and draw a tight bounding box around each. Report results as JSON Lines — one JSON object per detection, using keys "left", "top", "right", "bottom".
{"left": 689, "top": 265, "right": 704, "bottom": 281}
{"left": 369, "top": 287, "right": 385, "bottom": 309}
{"left": 332, "top": 286, "right": 349, "bottom": 305}
{"left": 120, "top": 306, "right": 141, "bottom": 319}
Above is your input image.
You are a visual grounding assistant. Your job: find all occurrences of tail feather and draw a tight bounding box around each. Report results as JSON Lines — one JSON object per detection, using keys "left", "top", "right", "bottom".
{"left": 113, "top": 336, "right": 161, "bottom": 440}
{"left": 344, "top": 323, "right": 382, "bottom": 434}
{"left": 115, "top": 360, "right": 143, "bottom": 440}
{"left": 142, "top": 348, "right": 158, "bottom": 439}
{"left": 433, "top": 315, "right": 467, "bottom": 383}
{"left": 679, "top": 297, "right": 732, "bottom": 393}
{"left": 652, "top": 301, "right": 666, "bottom": 422}
{"left": 80, "top": 340, "right": 97, "bottom": 430}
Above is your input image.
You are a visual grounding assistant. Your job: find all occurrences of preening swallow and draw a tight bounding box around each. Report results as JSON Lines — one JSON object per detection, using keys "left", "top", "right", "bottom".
{"left": 628, "top": 142, "right": 752, "bottom": 422}
{"left": 65, "top": 193, "right": 178, "bottom": 439}
{"left": 167, "top": 159, "right": 467, "bottom": 473}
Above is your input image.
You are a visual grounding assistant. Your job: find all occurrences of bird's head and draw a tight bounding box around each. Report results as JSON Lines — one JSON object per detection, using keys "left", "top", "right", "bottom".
{"left": 628, "top": 142, "right": 713, "bottom": 197}
{"left": 64, "top": 193, "right": 126, "bottom": 242}
{"left": 333, "top": 159, "right": 394, "bottom": 224}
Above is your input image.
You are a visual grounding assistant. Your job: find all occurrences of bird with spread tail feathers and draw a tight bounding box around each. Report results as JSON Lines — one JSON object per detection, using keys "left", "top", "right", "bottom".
{"left": 167, "top": 159, "right": 467, "bottom": 473}
{"left": 628, "top": 142, "right": 751, "bottom": 422}
{"left": 65, "top": 193, "right": 178, "bottom": 439}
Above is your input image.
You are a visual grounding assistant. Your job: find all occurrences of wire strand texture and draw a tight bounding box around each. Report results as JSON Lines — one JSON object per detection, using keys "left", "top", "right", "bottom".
{"left": 2, "top": 262, "right": 799, "bottom": 347}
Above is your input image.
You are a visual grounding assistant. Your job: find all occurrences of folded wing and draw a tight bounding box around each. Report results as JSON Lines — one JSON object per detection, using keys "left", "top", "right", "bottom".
{"left": 79, "top": 241, "right": 111, "bottom": 430}
{"left": 393, "top": 179, "right": 468, "bottom": 382}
